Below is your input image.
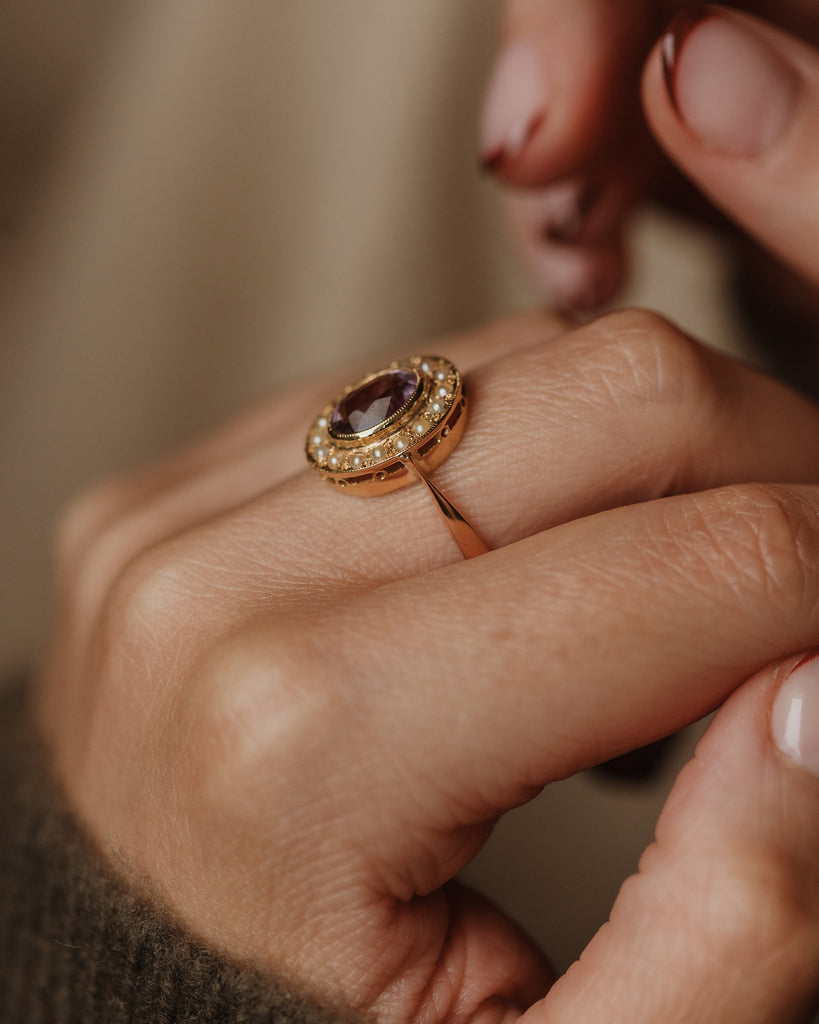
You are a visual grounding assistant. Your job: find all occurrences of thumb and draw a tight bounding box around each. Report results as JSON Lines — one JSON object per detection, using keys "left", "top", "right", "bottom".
{"left": 525, "top": 652, "right": 819, "bottom": 1024}
{"left": 642, "top": 6, "right": 819, "bottom": 285}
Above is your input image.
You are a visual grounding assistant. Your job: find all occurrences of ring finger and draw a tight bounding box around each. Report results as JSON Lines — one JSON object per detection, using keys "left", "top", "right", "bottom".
{"left": 118, "top": 307, "right": 819, "bottom": 625}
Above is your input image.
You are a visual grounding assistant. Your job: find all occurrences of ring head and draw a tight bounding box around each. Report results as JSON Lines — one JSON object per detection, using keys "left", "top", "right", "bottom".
{"left": 305, "top": 355, "right": 466, "bottom": 496}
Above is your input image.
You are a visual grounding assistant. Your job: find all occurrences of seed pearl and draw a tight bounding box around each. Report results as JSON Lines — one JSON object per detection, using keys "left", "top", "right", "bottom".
{"left": 318, "top": 417, "right": 328, "bottom": 429}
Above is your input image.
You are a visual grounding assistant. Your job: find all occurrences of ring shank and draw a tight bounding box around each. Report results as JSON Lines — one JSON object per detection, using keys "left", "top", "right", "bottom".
{"left": 402, "top": 454, "right": 488, "bottom": 560}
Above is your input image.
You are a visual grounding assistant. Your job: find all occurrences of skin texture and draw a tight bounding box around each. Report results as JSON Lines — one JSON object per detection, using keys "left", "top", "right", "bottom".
{"left": 484, "top": 1, "right": 819, "bottom": 307}
{"left": 22, "top": 2, "right": 819, "bottom": 1021}
{"left": 38, "top": 307, "right": 819, "bottom": 1023}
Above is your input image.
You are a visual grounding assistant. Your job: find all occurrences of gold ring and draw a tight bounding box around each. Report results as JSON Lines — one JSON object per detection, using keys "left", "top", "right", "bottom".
{"left": 305, "top": 355, "right": 488, "bottom": 559}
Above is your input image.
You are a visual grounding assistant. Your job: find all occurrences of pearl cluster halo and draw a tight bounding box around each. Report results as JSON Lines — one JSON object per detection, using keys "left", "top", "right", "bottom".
{"left": 305, "top": 355, "right": 466, "bottom": 496}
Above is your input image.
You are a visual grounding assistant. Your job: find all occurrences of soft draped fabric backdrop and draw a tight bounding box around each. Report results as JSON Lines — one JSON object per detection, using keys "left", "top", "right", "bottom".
{"left": 0, "top": 0, "right": 746, "bottom": 973}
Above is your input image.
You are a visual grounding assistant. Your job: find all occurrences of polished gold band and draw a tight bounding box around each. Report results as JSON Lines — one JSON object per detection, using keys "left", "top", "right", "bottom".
{"left": 305, "top": 355, "right": 487, "bottom": 559}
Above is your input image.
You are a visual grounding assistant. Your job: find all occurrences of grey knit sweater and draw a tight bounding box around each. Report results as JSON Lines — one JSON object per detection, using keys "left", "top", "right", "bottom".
{"left": 0, "top": 681, "right": 359, "bottom": 1024}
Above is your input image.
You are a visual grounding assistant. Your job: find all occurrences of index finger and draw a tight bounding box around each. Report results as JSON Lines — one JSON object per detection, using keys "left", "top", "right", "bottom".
{"left": 293, "top": 480, "right": 819, "bottom": 887}
{"left": 481, "top": 0, "right": 657, "bottom": 183}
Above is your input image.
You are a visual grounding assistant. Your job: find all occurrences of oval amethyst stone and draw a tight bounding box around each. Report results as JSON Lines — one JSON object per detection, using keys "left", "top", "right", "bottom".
{"left": 329, "top": 368, "right": 420, "bottom": 438}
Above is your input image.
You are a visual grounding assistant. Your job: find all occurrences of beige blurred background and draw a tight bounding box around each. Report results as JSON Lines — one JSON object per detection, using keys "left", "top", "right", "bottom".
{"left": 0, "top": 0, "right": 748, "bottom": 973}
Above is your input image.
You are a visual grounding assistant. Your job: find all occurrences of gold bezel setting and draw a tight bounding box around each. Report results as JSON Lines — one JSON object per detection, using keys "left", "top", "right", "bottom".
{"left": 305, "top": 355, "right": 465, "bottom": 496}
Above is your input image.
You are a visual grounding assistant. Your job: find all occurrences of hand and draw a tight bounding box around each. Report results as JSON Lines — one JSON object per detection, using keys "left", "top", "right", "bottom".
{"left": 480, "top": 2, "right": 819, "bottom": 311}
{"left": 38, "top": 308, "right": 819, "bottom": 1022}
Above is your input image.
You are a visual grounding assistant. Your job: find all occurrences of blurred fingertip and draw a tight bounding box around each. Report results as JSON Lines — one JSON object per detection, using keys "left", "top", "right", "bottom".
{"left": 479, "top": 40, "right": 548, "bottom": 177}
{"left": 479, "top": 112, "right": 545, "bottom": 175}
{"left": 532, "top": 245, "right": 626, "bottom": 315}
{"left": 538, "top": 181, "right": 604, "bottom": 245}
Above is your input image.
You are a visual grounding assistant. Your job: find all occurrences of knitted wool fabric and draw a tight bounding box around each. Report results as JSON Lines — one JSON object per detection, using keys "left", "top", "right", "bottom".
{"left": 0, "top": 681, "right": 360, "bottom": 1024}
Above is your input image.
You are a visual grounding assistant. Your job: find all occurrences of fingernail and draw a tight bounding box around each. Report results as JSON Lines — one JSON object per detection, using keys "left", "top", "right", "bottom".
{"left": 772, "top": 653, "right": 819, "bottom": 775}
{"left": 662, "top": 7, "right": 800, "bottom": 158}
{"left": 539, "top": 181, "right": 602, "bottom": 244}
{"left": 479, "top": 41, "right": 547, "bottom": 172}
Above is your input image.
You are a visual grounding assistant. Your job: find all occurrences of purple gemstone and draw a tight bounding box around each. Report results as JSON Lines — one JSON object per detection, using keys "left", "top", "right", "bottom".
{"left": 330, "top": 368, "right": 419, "bottom": 438}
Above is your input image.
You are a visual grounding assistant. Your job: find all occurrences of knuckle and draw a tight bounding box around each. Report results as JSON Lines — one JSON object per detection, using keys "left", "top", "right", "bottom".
{"left": 53, "top": 476, "right": 129, "bottom": 579}
{"left": 582, "top": 308, "right": 717, "bottom": 411}
{"left": 692, "top": 484, "right": 819, "bottom": 615}
{"left": 635, "top": 839, "right": 819, "bottom": 996}
{"left": 100, "top": 541, "right": 201, "bottom": 668}
{"left": 696, "top": 848, "right": 819, "bottom": 986}
{"left": 187, "top": 626, "right": 344, "bottom": 809}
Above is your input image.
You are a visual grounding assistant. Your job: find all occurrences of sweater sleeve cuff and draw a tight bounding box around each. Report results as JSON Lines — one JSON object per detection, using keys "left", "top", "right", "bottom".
{"left": 0, "top": 679, "right": 359, "bottom": 1024}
